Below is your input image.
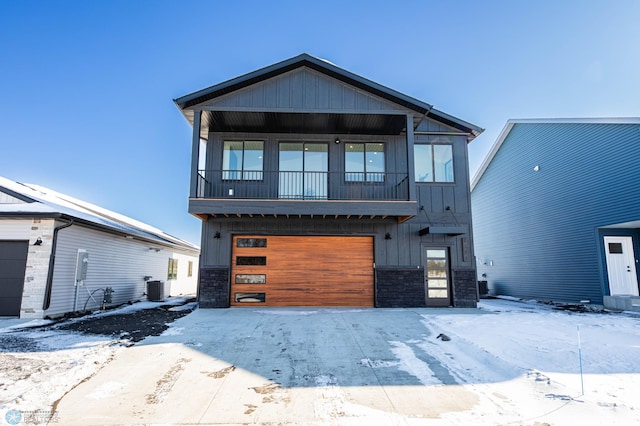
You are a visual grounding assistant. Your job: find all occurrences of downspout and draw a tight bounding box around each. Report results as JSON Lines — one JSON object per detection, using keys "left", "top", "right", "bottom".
{"left": 42, "top": 218, "right": 74, "bottom": 311}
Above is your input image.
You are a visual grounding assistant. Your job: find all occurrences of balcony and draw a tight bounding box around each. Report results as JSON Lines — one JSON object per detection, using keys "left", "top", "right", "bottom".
{"left": 190, "top": 170, "right": 417, "bottom": 220}
{"left": 196, "top": 170, "right": 410, "bottom": 200}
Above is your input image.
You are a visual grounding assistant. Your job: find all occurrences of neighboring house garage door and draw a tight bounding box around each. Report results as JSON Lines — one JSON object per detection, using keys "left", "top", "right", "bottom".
{"left": 0, "top": 240, "right": 29, "bottom": 316}
{"left": 231, "top": 235, "right": 374, "bottom": 307}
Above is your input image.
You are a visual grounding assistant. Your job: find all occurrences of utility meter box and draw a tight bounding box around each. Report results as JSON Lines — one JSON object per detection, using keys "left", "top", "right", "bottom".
{"left": 75, "top": 250, "right": 89, "bottom": 282}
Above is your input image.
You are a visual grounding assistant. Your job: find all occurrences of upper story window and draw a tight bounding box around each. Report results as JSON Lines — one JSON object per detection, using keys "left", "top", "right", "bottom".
{"left": 414, "top": 144, "right": 454, "bottom": 182}
{"left": 223, "top": 140, "right": 264, "bottom": 180}
{"left": 345, "top": 143, "right": 385, "bottom": 182}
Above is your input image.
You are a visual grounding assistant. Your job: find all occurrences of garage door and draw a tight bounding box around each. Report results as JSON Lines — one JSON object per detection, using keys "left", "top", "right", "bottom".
{"left": 0, "top": 240, "right": 29, "bottom": 316}
{"left": 231, "top": 235, "right": 373, "bottom": 307}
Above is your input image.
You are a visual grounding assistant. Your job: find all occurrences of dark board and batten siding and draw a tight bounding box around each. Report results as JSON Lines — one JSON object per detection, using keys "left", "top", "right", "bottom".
{"left": 201, "top": 67, "right": 408, "bottom": 114}
{"left": 472, "top": 122, "right": 640, "bottom": 304}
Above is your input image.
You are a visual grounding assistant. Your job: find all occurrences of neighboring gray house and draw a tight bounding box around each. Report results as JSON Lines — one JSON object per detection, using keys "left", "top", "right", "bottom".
{"left": 174, "top": 54, "right": 483, "bottom": 308}
{"left": 0, "top": 176, "right": 200, "bottom": 318}
{"left": 471, "top": 118, "right": 640, "bottom": 311}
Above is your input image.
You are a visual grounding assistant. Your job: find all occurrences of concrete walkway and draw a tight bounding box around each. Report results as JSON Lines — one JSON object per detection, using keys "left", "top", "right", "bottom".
{"left": 55, "top": 307, "right": 482, "bottom": 424}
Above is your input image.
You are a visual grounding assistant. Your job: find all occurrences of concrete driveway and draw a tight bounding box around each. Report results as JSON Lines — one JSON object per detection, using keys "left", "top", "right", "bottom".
{"left": 55, "top": 307, "right": 482, "bottom": 424}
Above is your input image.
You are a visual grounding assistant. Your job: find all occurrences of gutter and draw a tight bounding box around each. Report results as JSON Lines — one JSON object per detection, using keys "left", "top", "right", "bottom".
{"left": 42, "top": 218, "right": 74, "bottom": 311}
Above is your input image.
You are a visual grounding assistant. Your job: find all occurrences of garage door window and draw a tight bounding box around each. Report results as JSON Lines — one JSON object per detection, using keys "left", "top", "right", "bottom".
{"left": 237, "top": 238, "right": 267, "bottom": 248}
{"left": 235, "top": 292, "right": 266, "bottom": 303}
{"left": 235, "top": 274, "right": 266, "bottom": 284}
{"left": 236, "top": 256, "right": 266, "bottom": 266}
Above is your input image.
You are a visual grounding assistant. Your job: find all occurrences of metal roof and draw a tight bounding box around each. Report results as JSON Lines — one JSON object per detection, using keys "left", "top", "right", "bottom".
{"left": 174, "top": 53, "right": 483, "bottom": 139}
{"left": 0, "top": 176, "right": 199, "bottom": 252}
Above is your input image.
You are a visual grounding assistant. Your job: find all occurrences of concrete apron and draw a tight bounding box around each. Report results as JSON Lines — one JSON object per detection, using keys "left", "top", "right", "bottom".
{"left": 55, "top": 307, "right": 480, "bottom": 424}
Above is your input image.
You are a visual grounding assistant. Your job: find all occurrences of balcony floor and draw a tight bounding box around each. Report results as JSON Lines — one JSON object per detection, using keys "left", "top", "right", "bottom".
{"left": 189, "top": 198, "right": 418, "bottom": 222}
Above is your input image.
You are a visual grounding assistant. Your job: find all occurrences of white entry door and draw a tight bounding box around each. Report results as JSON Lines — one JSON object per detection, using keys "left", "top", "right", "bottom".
{"left": 604, "top": 236, "right": 639, "bottom": 296}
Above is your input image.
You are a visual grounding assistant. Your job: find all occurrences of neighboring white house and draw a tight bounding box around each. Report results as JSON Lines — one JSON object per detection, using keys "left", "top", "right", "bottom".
{"left": 0, "top": 176, "right": 200, "bottom": 319}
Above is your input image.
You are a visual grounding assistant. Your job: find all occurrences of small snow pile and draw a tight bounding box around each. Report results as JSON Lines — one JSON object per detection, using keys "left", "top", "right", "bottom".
{"left": 160, "top": 327, "right": 184, "bottom": 336}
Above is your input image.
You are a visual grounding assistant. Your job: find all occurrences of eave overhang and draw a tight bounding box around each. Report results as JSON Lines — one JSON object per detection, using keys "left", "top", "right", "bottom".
{"left": 174, "top": 53, "right": 483, "bottom": 140}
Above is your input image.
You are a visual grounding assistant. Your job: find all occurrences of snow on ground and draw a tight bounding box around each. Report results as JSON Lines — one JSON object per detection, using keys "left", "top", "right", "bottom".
{"left": 0, "top": 329, "right": 122, "bottom": 421}
{"left": 0, "top": 297, "right": 191, "bottom": 421}
{"left": 418, "top": 298, "right": 640, "bottom": 424}
{"left": 2, "top": 297, "right": 640, "bottom": 425}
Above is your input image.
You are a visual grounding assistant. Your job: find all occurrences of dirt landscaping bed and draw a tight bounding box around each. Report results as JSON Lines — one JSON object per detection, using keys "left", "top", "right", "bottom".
{"left": 55, "top": 299, "right": 196, "bottom": 343}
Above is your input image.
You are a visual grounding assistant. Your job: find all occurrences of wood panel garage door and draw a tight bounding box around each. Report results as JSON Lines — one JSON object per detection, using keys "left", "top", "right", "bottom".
{"left": 0, "top": 240, "right": 29, "bottom": 316}
{"left": 231, "top": 235, "right": 373, "bottom": 307}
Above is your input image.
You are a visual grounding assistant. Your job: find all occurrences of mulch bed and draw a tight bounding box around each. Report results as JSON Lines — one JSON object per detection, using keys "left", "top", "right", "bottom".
{"left": 56, "top": 300, "right": 196, "bottom": 343}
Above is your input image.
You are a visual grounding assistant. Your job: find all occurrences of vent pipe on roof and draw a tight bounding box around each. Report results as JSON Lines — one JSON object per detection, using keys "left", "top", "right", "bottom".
{"left": 43, "top": 218, "right": 74, "bottom": 311}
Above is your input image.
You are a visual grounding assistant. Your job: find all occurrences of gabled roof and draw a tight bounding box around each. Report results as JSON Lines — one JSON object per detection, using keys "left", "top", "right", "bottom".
{"left": 174, "top": 53, "right": 483, "bottom": 139}
{"left": 470, "top": 118, "right": 640, "bottom": 191}
{"left": 0, "top": 176, "right": 199, "bottom": 252}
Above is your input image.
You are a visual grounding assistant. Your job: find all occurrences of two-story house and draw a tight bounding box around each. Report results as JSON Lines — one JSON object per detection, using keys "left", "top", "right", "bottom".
{"left": 175, "top": 54, "right": 482, "bottom": 308}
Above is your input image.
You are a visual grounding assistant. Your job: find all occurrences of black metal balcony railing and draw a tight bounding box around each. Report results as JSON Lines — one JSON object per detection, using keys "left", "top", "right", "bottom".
{"left": 196, "top": 170, "right": 409, "bottom": 201}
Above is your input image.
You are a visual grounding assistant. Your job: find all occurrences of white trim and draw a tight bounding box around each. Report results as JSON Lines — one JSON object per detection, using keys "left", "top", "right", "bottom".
{"left": 470, "top": 117, "right": 640, "bottom": 191}
{"left": 501, "top": 117, "right": 640, "bottom": 125}
{"left": 470, "top": 121, "right": 515, "bottom": 190}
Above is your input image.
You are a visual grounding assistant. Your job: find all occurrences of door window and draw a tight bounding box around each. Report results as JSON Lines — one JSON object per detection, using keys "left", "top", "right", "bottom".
{"left": 425, "top": 248, "right": 451, "bottom": 304}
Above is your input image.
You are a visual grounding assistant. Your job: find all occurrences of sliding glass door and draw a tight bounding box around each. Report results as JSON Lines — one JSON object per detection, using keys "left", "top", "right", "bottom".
{"left": 279, "top": 142, "right": 328, "bottom": 199}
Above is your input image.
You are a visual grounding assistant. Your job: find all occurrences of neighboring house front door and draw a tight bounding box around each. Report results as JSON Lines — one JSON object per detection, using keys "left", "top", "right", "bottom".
{"left": 604, "top": 236, "right": 639, "bottom": 296}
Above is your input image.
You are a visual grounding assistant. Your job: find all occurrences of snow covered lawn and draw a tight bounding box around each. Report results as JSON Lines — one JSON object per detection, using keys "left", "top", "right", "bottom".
{"left": 421, "top": 298, "right": 640, "bottom": 424}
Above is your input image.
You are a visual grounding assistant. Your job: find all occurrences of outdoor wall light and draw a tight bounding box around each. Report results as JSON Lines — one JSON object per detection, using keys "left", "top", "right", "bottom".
{"left": 385, "top": 233, "right": 392, "bottom": 240}
{"left": 214, "top": 232, "right": 221, "bottom": 239}
{"left": 334, "top": 138, "right": 340, "bottom": 144}
{"left": 34, "top": 237, "right": 43, "bottom": 246}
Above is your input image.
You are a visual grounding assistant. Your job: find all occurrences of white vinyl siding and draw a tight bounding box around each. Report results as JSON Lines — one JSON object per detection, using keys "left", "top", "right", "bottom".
{"left": 47, "top": 224, "right": 198, "bottom": 316}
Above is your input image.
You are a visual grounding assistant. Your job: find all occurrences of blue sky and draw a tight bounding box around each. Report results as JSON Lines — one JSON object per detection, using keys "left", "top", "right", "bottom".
{"left": 1, "top": 1, "right": 639, "bottom": 245}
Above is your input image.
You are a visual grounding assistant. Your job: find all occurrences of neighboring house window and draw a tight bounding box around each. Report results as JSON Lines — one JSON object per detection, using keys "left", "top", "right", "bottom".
{"left": 414, "top": 144, "right": 454, "bottom": 182}
{"left": 168, "top": 258, "right": 178, "bottom": 280}
{"left": 187, "top": 261, "right": 193, "bottom": 277}
{"left": 223, "top": 140, "right": 264, "bottom": 180}
{"left": 345, "top": 143, "right": 385, "bottom": 182}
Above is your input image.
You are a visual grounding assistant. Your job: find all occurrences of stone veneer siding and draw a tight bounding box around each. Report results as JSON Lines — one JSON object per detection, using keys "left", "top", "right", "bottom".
{"left": 198, "top": 267, "right": 230, "bottom": 308}
{"left": 375, "top": 267, "right": 426, "bottom": 308}
{"left": 452, "top": 269, "right": 478, "bottom": 308}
